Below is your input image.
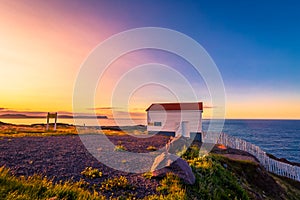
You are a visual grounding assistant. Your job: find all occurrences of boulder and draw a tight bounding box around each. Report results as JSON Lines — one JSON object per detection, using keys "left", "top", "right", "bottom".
{"left": 151, "top": 152, "right": 195, "bottom": 185}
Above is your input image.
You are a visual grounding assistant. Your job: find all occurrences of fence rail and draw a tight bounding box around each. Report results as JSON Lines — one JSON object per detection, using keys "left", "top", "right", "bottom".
{"left": 215, "top": 132, "right": 300, "bottom": 182}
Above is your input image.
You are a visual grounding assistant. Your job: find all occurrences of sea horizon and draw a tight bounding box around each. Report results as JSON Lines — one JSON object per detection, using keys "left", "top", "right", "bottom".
{"left": 1, "top": 117, "right": 299, "bottom": 127}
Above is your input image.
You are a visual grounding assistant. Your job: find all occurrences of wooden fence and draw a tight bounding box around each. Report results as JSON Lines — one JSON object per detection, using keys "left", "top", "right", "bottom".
{"left": 216, "top": 132, "right": 300, "bottom": 182}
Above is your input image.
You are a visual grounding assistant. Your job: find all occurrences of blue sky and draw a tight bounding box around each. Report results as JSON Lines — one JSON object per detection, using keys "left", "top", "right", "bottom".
{"left": 64, "top": 0, "right": 300, "bottom": 93}
{"left": 107, "top": 0, "right": 300, "bottom": 90}
{"left": 95, "top": 0, "right": 300, "bottom": 118}
{"left": 0, "top": 0, "right": 299, "bottom": 119}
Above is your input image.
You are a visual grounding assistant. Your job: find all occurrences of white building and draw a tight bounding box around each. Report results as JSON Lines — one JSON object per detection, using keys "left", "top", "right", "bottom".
{"left": 146, "top": 102, "right": 203, "bottom": 141}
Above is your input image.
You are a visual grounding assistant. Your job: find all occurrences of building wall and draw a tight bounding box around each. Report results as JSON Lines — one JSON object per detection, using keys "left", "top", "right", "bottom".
{"left": 147, "top": 110, "right": 202, "bottom": 134}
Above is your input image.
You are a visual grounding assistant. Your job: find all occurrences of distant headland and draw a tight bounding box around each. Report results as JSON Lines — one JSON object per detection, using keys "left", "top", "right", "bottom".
{"left": 0, "top": 114, "right": 108, "bottom": 119}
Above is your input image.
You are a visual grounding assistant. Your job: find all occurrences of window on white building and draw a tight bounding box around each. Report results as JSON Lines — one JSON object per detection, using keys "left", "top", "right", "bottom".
{"left": 154, "top": 122, "right": 162, "bottom": 126}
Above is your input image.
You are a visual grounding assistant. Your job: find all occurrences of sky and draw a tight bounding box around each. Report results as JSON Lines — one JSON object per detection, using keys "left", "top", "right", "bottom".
{"left": 0, "top": 0, "right": 299, "bottom": 119}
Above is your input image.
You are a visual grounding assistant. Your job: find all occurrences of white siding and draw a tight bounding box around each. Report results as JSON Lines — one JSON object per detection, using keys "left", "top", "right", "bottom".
{"left": 180, "top": 121, "right": 190, "bottom": 137}
{"left": 147, "top": 110, "right": 202, "bottom": 133}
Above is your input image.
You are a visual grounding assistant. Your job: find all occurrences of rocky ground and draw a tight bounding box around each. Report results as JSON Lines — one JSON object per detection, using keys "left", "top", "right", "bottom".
{"left": 0, "top": 131, "right": 299, "bottom": 199}
{"left": 0, "top": 134, "right": 170, "bottom": 198}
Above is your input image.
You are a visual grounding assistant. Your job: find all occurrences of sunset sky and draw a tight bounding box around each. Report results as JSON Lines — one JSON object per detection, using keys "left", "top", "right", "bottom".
{"left": 0, "top": 0, "right": 299, "bottom": 119}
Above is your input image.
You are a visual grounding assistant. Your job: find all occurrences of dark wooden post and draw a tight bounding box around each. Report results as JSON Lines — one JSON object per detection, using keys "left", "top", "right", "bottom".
{"left": 46, "top": 112, "right": 58, "bottom": 131}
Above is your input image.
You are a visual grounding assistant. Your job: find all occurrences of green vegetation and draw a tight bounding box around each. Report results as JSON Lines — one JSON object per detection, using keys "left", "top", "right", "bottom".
{"left": 1, "top": 132, "right": 300, "bottom": 199}
{"left": 0, "top": 166, "right": 105, "bottom": 200}
{"left": 146, "top": 145, "right": 157, "bottom": 151}
{"left": 0, "top": 123, "right": 148, "bottom": 137}
{"left": 0, "top": 124, "right": 77, "bottom": 137}
{"left": 175, "top": 144, "right": 188, "bottom": 157}
{"left": 100, "top": 176, "right": 131, "bottom": 191}
{"left": 272, "top": 175, "right": 300, "bottom": 200}
{"left": 81, "top": 167, "right": 103, "bottom": 179}
{"left": 182, "top": 144, "right": 200, "bottom": 160}
{"left": 192, "top": 146, "right": 249, "bottom": 199}
{"left": 0, "top": 123, "right": 133, "bottom": 137}
{"left": 142, "top": 171, "right": 153, "bottom": 179}
{"left": 187, "top": 156, "right": 249, "bottom": 200}
{"left": 1, "top": 150, "right": 250, "bottom": 200}
{"left": 145, "top": 145, "right": 250, "bottom": 200}
{"left": 156, "top": 172, "right": 185, "bottom": 197}
{"left": 145, "top": 173, "right": 186, "bottom": 200}
{"left": 114, "top": 145, "right": 127, "bottom": 152}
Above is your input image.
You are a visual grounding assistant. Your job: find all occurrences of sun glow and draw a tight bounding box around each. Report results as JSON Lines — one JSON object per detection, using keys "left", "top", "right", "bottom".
{"left": 0, "top": 1, "right": 299, "bottom": 120}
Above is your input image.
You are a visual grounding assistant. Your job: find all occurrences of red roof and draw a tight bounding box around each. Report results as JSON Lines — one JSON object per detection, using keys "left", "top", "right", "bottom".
{"left": 146, "top": 102, "right": 203, "bottom": 111}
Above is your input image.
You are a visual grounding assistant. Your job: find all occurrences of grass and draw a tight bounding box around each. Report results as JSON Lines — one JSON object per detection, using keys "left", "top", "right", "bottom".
{"left": 142, "top": 172, "right": 153, "bottom": 179}
{"left": 181, "top": 145, "right": 249, "bottom": 200}
{"left": 2, "top": 147, "right": 299, "bottom": 199}
{"left": 156, "top": 172, "right": 185, "bottom": 195}
{"left": 81, "top": 167, "right": 103, "bottom": 179}
{"left": 100, "top": 176, "right": 131, "bottom": 191}
{"left": 186, "top": 156, "right": 249, "bottom": 200}
{"left": 0, "top": 166, "right": 105, "bottom": 200}
{"left": 0, "top": 123, "right": 149, "bottom": 138}
{"left": 146, "top": 146, "right": 157, "bottom": 151}
{"left": 0, "top": 124, "right": 78, "bottom": 137}
{"left": 271, "top": 175, "right": 300, "bottom": 200}
{"left": 114, "top": 145, "right": 127, "bottom": 152}
{"left": 0, "top": 158, "right": 248, "bottom": 200}
{"left": 143, "top": 145, "right": 250, "bottom": 200}
{"left": 145, "top": 173, "right": 187, "bottom": 200}
{"left": 1, "top": 126, "right": 299, "bottom": 199}
{"left": 0, "top": 124, "right": 136, "bottom": 137}
{"left": 0, "top": 142, "right": 253, "bottom": 200}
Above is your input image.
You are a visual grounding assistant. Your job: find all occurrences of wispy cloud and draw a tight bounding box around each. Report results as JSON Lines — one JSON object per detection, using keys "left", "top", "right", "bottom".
{"left": 112, "top": 110, "right": 146, "bottom": 119}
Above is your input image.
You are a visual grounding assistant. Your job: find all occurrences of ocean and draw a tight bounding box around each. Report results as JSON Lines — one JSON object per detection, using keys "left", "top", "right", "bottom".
{"left": 1, "top": 118, "right": 299, "bottom": 163}
{"left": 203, "top": 119, "right": 300, "bottom": 163}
